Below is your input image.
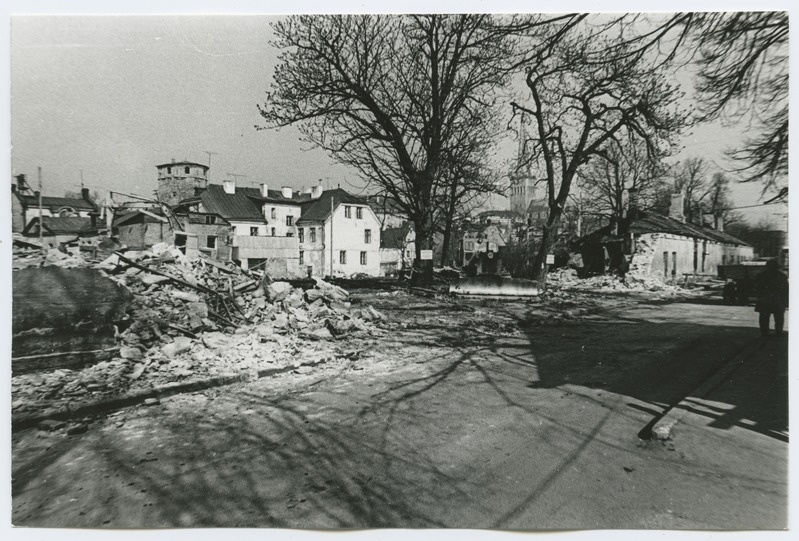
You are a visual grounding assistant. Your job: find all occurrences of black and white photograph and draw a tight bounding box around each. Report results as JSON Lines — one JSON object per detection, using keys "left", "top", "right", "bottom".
{"left": 4, "top": 0, "right": 793, "bottom": 535}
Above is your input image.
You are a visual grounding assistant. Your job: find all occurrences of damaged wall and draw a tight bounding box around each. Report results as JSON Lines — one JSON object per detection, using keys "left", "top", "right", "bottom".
{"left": 637, "top": 233, "right": 754, "bottom": 281}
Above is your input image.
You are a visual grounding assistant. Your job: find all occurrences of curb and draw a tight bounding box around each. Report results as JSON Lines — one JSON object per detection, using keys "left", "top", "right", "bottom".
{"left": 11, "top": 356, "right": 331, "bottom": 432}
{"left": 649, "top": 338, "right": 765, "bottom": 441}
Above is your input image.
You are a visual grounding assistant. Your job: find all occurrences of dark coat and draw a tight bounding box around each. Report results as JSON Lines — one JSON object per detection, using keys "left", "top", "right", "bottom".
{"left": 755, "top": 268, "right": 789, "bottom": 313}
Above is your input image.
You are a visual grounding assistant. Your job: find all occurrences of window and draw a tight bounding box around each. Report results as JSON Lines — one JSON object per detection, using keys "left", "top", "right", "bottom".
{"left": 271, "top": 208, "right": 276, "bottom": 219}
{"left": 287, "top": 231, "right": 293, "bottom": 237}
{"left": 671, "top": 251, "right": 677, "bottom": 276}
{"left": 205, "top": 215, "right": 216, "bottom": 225}
{"left": 722, "top": 255, "right": 726, "bottom": 266}
{"left": 271, "top": 227, "right": 276, "bottom": 236}
{"left": 360, "top": 251, "right": 367, "bottom": 265}
{"left": 250, "top": 227, "right": 259, "bottom": 236}
{"left": 248, "top": 258, "right": 267, "bottom": 272}
{"left": 663, "top": 252, "right": 668, "bottom": 274}
{"left": 299, "top": 251, "right": 304, "bottom": 265}
{"left": 310, "top": 228, "right": 316, "bottom": 243}
{"left": 465, "top": 241, "right": 474, "bottom": 251}
{"left": 185, "top": 166, "right": 190, "bottom": 174}
{"left": 364, "top": 229, "right": 372, "bottom": 244}
{"left": 167, "top": 167, "right": 172, "bottom": 174}
{"left": 356, "top": 207, "right": 363, "bottom": 219}
{"left": 339, "top": 250, "right": 347, "bottom": 264}
{"left": 345, "top": 206, "right": 352, "bottom": 218}
{"left": 206, "top": 235, "right": 217, "bottom": 249}
{"left": 286, "top": 215, "right": 294, "bottom": 226}
{"left": 175, "top": 234, "right": 187, "bottom": 255}
{"left": 298, "top": 228, "right": 305, "bottom": 243}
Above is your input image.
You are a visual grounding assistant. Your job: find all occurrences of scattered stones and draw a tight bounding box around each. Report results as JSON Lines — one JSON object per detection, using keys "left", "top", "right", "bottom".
{"left": 120, "top": 346, "right": 144, "bottom": 361}
{"left": 265, "top": 281, "right": 293, "bottom": 303}
{"left": 67, "top": 423, "right": 89, "bottom": 435}
{"left": 160, "top": 337, "right": 194, "bottom": 359}
{"left": 143, "top": 398, "right": 161, "bottom": 407}
{"left": 37, "top": 419, "right": 66, "bottom": 432}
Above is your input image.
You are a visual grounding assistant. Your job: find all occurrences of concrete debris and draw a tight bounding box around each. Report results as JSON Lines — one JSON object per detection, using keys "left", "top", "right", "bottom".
{"left": 548, "top": 267, "right": 690, "bottom": 297}
{"left": 12, "top": 242, "right": 389, "bottom": 419}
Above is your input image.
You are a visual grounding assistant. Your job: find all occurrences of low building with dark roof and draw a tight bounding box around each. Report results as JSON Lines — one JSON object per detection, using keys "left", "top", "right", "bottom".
{"left": 21, "top": 215, "right": 103, "bottom": 251}
{"left": 575, "top": 193, "right": 754, "bottom": 280}
{"left": 11, "top": 179, "right": 98, "bottom": 233}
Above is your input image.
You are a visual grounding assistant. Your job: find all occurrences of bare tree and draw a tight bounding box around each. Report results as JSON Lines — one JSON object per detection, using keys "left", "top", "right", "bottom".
{"left": 691, "top": 12, "right": 788, "bottom": 189}
{"left": 673, "top": 157, "right": 712, "bottom": 223}
{"left": 579, "top": 136, "right": 670, "bottom": 221}
{"left": 258, "top": 14, "right": 572, "bottom": 284}
{"left": 612, "top": 12, "right": 788, "bottom": 189}
{"left": 512, "top": 17, "right": 687, "bottom": 284}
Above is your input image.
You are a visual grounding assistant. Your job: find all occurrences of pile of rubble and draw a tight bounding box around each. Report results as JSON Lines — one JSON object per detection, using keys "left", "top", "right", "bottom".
{"left": 547, "top": 267, "right": 687, "bottom": 296}
{"left": 12, "top": 242, "right": 388, "bottom": 418}
{"left": 12, "top": 246, "right": 91, "bottom": 270}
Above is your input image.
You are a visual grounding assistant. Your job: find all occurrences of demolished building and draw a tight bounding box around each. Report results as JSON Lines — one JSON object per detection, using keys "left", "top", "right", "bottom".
{"left": 576, "top": 193, "right": 753, "bottom": 281}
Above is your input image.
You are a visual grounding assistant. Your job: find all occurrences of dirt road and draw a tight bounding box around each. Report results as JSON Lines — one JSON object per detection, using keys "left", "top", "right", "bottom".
{"left": 11, "top": 293, "right": 788, "bottom": 529}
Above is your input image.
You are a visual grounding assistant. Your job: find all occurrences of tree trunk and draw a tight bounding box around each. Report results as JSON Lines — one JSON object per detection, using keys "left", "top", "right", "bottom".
{"left": 532, "top": 206, "right": 563, "bottom": 287}
{"left": 411, "top": 216, "right": 435, "bottom": 286}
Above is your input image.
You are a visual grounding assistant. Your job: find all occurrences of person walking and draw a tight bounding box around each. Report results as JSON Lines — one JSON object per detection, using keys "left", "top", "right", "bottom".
{"left": 754, "top": 259, "right": 789, "bottom": 336}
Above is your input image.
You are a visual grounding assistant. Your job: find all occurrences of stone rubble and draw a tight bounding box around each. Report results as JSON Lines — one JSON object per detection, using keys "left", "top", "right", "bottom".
{"left": 12, "top": 242, "right": 389, "bottom": 419}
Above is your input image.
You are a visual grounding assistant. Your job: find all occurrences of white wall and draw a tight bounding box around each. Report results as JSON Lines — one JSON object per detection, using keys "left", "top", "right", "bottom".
{"left": 301, "top": 203, "right": 382, "bottom": 277}
{"left": 263, "top": 203, "right": 302, "bottom": 237}
{"left": 638, "top": 232, "right": 754, "bottom": 280}
{"left": 231, "top": 221, "right": 268, "bottom": 237}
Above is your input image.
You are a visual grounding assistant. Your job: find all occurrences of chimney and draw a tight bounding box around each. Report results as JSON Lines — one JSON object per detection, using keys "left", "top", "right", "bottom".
{"left": 223, "top": 179, "right": 236, "bottom": 194}
{"left": 34, "top": 190, "right": 40, "bottom": 200}
{"left": 302, "top": 185, "right": 312, "bottom": 195}
{"left": 81, "top": 187, "right": 90, "bottom": 201}
{"left": 281, "top": 186, "right": 293, "bottom": 199}
{"left": 714, "top": 213, "right": 724, "bottom": 232}
{"left": 171, "top": 158, "right": 176, "bottom": 164}
{"left": 260, "top": 183, "right": 269, "bottom": 198}
{"left": 669, "top": 193, "right": 685, "bottom": 223}
{"left": 311, "top": 180, "right": 324, "bottom": 199}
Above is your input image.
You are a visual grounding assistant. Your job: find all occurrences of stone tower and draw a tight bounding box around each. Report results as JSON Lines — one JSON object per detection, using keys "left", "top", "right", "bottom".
{"left": 156, "top": 159, "right": 209, "bottom": 207}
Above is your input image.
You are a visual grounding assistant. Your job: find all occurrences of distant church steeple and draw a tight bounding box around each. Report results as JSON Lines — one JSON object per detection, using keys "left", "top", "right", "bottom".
{"left": 509, "top": 111, "right": 541, "bottom": 216}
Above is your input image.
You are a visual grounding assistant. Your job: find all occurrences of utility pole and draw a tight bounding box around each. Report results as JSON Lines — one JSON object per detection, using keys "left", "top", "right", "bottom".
{"left": 203, "top": 150, "right": 218, "bottom": 181}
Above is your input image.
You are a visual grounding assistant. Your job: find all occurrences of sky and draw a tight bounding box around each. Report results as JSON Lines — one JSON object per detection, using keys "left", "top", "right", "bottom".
{"left": 7, "top": 4, "right": 791, "bottom": 232}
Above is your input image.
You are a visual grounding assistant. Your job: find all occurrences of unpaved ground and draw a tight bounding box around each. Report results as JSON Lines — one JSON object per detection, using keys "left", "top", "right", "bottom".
{"left": 11, "top": 290, "right": 788, "bottom": 529}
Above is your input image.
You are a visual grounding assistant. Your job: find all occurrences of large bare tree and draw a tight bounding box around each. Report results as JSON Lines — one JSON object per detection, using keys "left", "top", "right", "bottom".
{"left": 578, "top": 136, "right": 670, "bottom": 221}
{"left": 258, "top": 14, "right": 576, "bottom": 284}
{"left": 615, "top": 12, "right": 788, "bottom": 190}
{"left": 512, "top": 17, "right": 688, "bottom": 284}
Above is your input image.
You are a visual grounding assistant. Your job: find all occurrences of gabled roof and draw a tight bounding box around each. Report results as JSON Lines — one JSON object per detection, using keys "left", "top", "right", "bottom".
{"left": 23, "top": 216, "right": 98, "bottom": 236}
{"left": 191, "top": 184, "right": 266, "bottom": 222}
{"left": 296, "top": 188, "right": 369, "bottom": 224}
{"left": 578, "top": 209, "right": 750, "bottom": 247}
{"left": 113, "top": 208, "right": 168, "bottom": 227}
{"left": 15, "top": 193, "right": 97, "bottom": 211}
{"left": 381, "top": 222, "right": 413, "bottom": 249}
